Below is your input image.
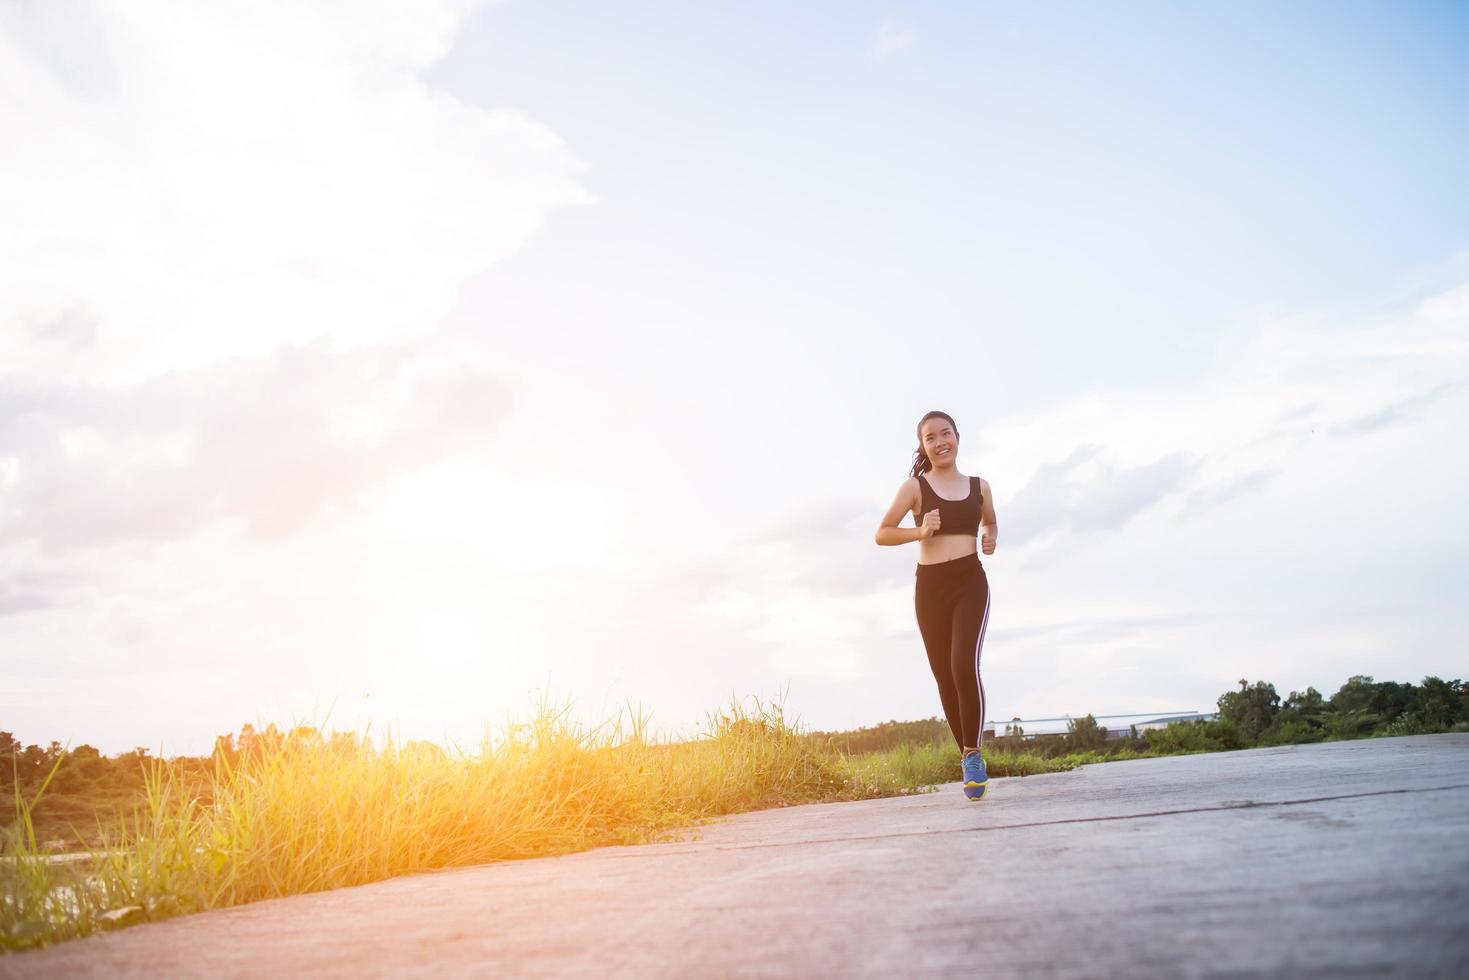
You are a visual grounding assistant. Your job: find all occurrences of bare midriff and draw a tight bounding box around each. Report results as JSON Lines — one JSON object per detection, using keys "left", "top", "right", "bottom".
{"left": 917, "top": 533, "right": 978, "bottom": 564}
{"left": 912, "top": 472, "right": 981, "bottom": 565}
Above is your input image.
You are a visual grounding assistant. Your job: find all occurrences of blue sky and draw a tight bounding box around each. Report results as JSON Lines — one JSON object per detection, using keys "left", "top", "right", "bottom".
{"left": 438, "top": 0, "right": 1469, "bottom": 390}
{"left": 2, "top": 1, "right": 1466, "bottom": 753}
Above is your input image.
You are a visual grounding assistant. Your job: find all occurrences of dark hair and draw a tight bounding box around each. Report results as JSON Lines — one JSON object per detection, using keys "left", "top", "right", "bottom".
{"left": 909, "top": 410, "right": 959, "bottom": 478}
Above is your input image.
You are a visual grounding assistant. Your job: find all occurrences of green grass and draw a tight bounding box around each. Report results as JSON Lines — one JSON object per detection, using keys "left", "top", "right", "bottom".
{"left": 0, "top": 696, "right": 1262, "bottom": 953}
{"left": 838, "top": 740, "right": 1090, "bottom": 794}
{"left": 4, "top": 695, "right": 969, "bottom": 951}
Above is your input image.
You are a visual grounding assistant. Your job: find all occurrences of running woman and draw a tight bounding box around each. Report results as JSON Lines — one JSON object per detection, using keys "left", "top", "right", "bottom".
{"left": 874, "top": 410, "right": 998, "bottom": 801}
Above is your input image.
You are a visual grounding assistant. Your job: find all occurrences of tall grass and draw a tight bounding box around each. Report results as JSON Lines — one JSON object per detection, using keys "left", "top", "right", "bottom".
{"left": 2, "top": 695, "right": 933, "bottom": 951}
{"left": 3, "top": 695, "right": 1173, "bottom": 952}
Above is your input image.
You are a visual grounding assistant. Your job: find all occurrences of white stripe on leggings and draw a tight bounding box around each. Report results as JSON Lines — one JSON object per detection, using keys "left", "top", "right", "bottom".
{"left": 974, "top": 585, "right": 991, "bottom": 746}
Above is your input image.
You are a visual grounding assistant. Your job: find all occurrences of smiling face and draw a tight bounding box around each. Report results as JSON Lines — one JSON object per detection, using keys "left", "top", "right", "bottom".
{"left": 919, "top": 417, "right": 959, "bottom": 470}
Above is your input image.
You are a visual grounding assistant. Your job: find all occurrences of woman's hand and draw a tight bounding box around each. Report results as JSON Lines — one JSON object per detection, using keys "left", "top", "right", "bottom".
{"left": 979, "top": 480, "right": 998, "bottom": 555}
{"left": 920, "top": 509, "right": 941, "bottom": 538}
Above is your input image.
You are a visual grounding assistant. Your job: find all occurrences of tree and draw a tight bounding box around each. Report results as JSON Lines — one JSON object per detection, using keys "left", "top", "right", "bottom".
{"left": 1283, "top": 687, "right": 1326, "bottom": 715}
{"left": 1065, "top": 714, "right": 1107, "bottom": 752}
{"left": 1217, "top": 679, "right": 1280, "bottom": 744}
{"left": 1414, "top": 676, "right": 1464, "bottom": 731}
{"left": 1324, "top": 674, "right": 1422, "bottom": 737}
{"left": 1261, "top": 686, "right": 1327, "bottom": 744}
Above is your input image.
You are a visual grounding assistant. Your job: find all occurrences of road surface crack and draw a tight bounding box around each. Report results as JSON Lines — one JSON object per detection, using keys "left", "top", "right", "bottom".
{"left": 693, "top": 782, "right": 1469, "bottom": 852}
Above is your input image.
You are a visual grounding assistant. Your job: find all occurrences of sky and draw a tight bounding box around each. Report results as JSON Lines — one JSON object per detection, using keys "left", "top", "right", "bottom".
{"left": 2, "top": 0, "right": 1467, "bottom": 755}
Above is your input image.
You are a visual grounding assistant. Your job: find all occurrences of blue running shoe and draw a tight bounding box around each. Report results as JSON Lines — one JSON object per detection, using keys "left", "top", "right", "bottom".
{"left": 962, "top": 751, "right": 988, "bottom": 801}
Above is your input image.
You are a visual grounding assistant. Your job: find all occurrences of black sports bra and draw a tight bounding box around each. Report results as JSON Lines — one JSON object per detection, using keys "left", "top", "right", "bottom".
{"left": 916, "top": 473, "right": 983, "bottom": 538}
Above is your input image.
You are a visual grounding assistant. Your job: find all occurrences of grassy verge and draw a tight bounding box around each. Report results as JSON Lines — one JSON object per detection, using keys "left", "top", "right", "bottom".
{"left": 4, "top": 695, "right": 1000, "bottom": 951}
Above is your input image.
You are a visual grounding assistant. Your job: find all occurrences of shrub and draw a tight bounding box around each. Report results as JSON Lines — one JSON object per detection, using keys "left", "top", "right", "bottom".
{"left": 1142, "top": 718, "right": 1246, "bottom": 754}
{"left": 1217, "top": 679, "right": 1280, "bottom": 743}
{"left": 1260, "top": 718, "right": 1325, "bottom": 745}
{"left": 1064, "top": 715, "right": 1108, "bottom": 752}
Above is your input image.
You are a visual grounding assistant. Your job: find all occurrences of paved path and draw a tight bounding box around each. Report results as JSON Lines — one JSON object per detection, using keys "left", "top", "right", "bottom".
{"left": 5, "top": 734, "right": 1468, "bottom": 978}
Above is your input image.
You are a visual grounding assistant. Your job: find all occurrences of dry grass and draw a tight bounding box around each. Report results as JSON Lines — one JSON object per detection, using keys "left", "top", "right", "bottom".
{"left": 4, "top": 693, "right": 1163, "bottom": 952}
{"left": 3, "top": 695, "right": 914, "bottom": 950}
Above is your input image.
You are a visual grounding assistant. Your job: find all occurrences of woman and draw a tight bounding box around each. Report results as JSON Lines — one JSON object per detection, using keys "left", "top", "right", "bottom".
{"left": 874, "top": 410, "right": 998, "bottom": 801}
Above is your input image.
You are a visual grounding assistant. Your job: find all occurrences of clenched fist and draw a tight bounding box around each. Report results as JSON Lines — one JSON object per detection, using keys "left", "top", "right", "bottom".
{"left": 920, "top": 509, "right": 942, "bottom": 538}
{"left": 981, "top": 524, "right": 996, "bottom": 555}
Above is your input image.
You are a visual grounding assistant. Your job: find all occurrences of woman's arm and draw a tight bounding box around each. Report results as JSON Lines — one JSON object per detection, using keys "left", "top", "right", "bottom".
{"left": 980, "top": 478, "right": 998, "bottom": 555}
{"left": 875, "top": 478, "right": 930, "bottom": 546}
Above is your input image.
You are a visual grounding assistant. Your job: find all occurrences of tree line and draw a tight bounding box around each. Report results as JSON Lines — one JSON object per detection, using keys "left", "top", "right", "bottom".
{"left": 1, "top": 723, "right": 330, "bottom": 847}
{"left": 1204, "top": 672, "right": 1464, "bottom": 742}
{"left": 1002, "top": 673, "right": 1468, "bottom": 758}
{"left": 807, "top": 673, "right": 1468, "bottom": 758}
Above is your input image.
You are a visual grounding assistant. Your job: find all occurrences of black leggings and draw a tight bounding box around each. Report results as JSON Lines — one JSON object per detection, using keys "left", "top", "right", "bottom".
{"left": 914, "top": 552, "right": 991, "bottom": 750}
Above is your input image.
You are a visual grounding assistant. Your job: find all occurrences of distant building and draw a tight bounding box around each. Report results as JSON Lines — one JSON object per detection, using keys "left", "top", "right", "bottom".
{"left": 1126, "top": 712, "right": 1217, "bottom": 734}
{"left": 987, "top": 711, "right": 1218, "bottom": 742}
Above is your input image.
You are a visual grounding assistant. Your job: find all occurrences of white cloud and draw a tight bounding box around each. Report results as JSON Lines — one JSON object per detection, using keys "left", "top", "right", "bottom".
{"left": 0, "top": 338, "right": 514, "bottom": 554}
{"left": 0, "top": 1, "right": 602, "bottom": 753}
{"left": 0, "top": 0, "right": 588, "bottom": 618}
{"left": 0, "top": 0, "right": 589, "bottom": 383}
{"left": 976, "top": 283, "right": 1469, "bottom": 520}
{"left": 873, "top": 22, "right": 917, "bottom": 65}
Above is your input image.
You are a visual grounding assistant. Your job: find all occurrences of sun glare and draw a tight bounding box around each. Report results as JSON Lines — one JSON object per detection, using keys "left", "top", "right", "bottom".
{"left": 368, "top": 456, "right": 622, "bottom": 573}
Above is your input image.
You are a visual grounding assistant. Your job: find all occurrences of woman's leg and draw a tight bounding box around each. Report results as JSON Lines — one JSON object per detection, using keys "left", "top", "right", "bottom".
{"left": 915, "top": 574, "right": 964, "bottom": 750}
{"left": 948, "top": 568, "right": 991, "bottom": 750}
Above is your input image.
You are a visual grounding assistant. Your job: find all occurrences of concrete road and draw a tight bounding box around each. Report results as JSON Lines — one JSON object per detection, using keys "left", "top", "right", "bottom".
{"left": 5, "top": 734, "right": 1467, "bottom": 979}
